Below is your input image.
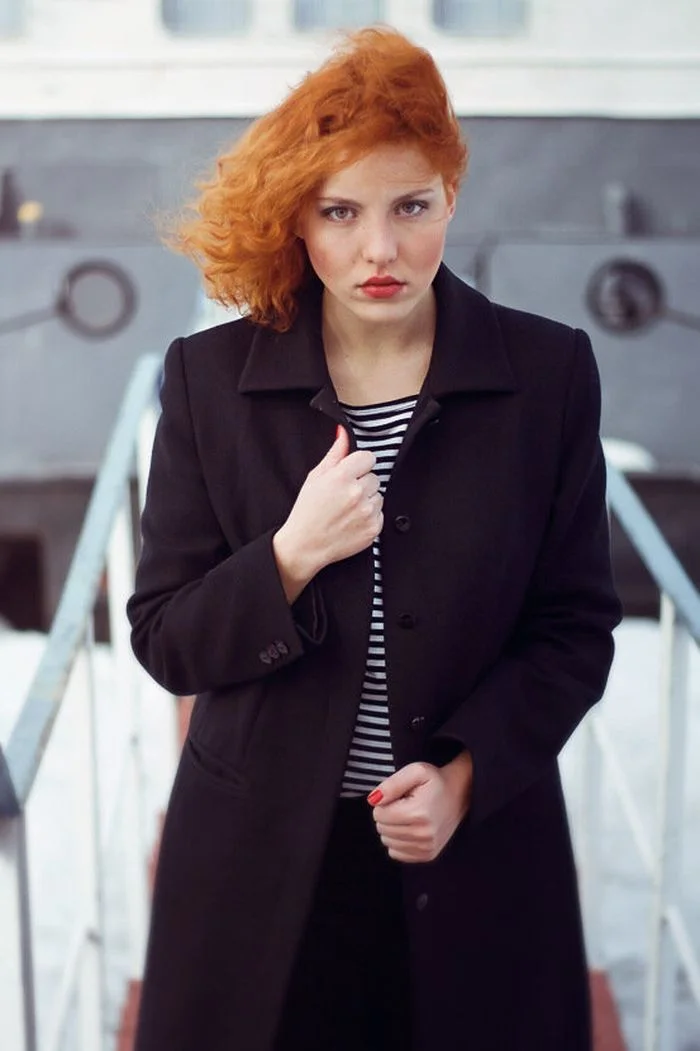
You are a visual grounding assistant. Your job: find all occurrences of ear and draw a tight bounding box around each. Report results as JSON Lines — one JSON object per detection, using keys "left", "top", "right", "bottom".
{"left": 445, "top": 182, "right": 457, "bottom": 221}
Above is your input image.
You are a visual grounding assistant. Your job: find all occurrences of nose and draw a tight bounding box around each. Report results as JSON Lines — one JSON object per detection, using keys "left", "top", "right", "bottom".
{"left": 360, "top": 215, "right": 398, "bottom": 267}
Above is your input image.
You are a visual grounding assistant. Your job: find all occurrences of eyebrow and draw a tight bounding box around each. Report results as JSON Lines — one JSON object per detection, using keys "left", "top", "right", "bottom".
{"left": 317, "top": 187, "right": 438, "bottom": 206}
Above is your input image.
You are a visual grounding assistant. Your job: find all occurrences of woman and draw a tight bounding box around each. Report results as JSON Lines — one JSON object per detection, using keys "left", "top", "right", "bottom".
{"left": 127, "top": 26, "right": 621, "bottom": 1051}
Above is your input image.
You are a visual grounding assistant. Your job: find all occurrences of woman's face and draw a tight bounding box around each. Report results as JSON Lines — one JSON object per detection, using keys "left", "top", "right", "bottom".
{"left": 298, "top": 143, "right": 455, "bottom": 326}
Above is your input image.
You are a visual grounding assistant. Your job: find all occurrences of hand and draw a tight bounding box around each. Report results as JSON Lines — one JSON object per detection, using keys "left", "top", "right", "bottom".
{"left": 368, "top": 752, "right": 473, "bottom": 863}
{"left": 273, "top": 426, "right": 383, "bottom": 601}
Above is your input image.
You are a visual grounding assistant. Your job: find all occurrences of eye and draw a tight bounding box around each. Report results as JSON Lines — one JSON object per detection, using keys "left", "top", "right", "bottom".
{"left": 397, "top": 200, "right": 429, "bottom": 217}
{"left": 321, "top": 205, "right": 356, "bottom": 222}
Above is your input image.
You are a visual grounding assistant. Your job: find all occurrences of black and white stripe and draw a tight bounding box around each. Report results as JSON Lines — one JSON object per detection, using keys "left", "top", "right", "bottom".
{"left": 339, "top": 395, "right": 418, "bottom": 798}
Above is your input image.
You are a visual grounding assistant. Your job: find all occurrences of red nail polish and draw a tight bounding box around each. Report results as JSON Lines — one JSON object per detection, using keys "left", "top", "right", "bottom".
{"left": 367, "top": 789, "right": 383, "bottom": 806}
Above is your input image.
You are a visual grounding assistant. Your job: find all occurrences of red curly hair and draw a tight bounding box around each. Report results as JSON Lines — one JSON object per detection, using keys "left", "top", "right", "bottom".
{"left": 169, "top": 26, "right": 468, "bottom": 331}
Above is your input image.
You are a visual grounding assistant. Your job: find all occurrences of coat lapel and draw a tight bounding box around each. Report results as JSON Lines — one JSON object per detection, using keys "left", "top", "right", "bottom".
{"left": 391, "top": 264, "right": 519, "bottom": 473}
{"left": 235, "top": 263, "right": 519, "bottom": 463}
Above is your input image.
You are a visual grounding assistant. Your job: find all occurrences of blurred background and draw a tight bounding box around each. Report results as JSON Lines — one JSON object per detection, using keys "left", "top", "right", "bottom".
{"left": 0, "top": 4, "right": 698, "bottom": 1051}
{"left": 0, "top": 0, "right": 699, "bottom": 632}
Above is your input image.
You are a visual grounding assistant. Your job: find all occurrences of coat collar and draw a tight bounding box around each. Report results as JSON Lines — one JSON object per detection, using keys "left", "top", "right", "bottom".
{"left": 237, "top": 263, "right": 517, "bottom": 398}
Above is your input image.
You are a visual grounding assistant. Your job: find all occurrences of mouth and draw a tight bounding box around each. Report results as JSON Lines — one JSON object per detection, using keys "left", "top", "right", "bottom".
{"left": 361, "top": 275, "right": 404, "bottom": 287}
{"left": 360, "top": 276, "right": 406, "bottom": 299}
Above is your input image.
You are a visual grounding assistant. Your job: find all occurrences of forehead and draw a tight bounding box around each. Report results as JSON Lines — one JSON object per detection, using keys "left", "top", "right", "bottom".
{"left": 319, "top": 143, "right": 442, "bottom": 197}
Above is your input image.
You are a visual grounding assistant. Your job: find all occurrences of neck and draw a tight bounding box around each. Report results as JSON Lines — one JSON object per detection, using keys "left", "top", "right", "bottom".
{"left": 321, "top": 288, "right": 436, "bottom": 405}
{"left": 321, "top": 288, "right": 437, "bottom": 362}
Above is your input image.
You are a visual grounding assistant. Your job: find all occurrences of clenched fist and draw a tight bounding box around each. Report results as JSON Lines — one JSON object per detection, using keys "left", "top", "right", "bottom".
{"left": 368, "top": 752, "right": 474, "bottom": 863}
{"left": 273, "top": 425, "right": 383, "bottom": 602}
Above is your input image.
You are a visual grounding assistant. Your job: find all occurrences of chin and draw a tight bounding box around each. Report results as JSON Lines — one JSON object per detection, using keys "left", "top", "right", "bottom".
{"left": 351, "top": 300, "right": 414, "bottom": 322}
{"left": 350, "top": 289, "right": 421, "bottom": 312}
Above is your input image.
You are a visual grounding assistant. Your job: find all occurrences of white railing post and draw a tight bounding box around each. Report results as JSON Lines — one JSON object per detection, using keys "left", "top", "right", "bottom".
{"left": 136, "top": 400, "right": 181, "bottom": 783}
{"left": 137, "top": 403, "right": 159, "bottom": 514}
{"left": 107, "top": 490, "right": 150, "bottom": 979}
{"left": 643, "top": 592, "right": 691, "bottom": 1051}
{"left": 577, "top": 714, "right": 605, "bottom": 970}
{"left": 0, "top": 812, "right": 37, "bottom": 1051}
{"left": 71, "top": 638, "right": 105, "bottom": 1051}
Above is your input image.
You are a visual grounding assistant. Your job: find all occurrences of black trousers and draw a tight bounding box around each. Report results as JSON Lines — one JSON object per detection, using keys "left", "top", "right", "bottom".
{"left": 274, "top": 797, "right": 413, "bottom": 1051}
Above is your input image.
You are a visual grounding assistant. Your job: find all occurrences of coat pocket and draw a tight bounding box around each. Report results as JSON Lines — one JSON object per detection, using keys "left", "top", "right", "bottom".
{"left": 184, "top": 736, "right": 249, "bottom": 797}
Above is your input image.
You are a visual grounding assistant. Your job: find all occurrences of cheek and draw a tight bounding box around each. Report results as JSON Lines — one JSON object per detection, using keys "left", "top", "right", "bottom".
{"left": 303, "top": 233, "right": 342, "bottom": 281}
{"left": 407, "top": 224, "right": 449, "bottom": 270}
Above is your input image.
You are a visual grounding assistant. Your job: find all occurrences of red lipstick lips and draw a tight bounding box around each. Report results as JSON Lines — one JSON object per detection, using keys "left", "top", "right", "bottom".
{"left": 362, "top": 275, "right": 401, "bottom": 286}
{"left": 360, "top": 275, "right": 405, "bottom": 299}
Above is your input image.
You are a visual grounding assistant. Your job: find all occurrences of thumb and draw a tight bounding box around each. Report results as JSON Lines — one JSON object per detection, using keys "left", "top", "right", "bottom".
{"left": 318, "top": 424, "right": 350, "bottom": 470}
{"left": 368, "top": 763, "right": 431, "bottom": 807}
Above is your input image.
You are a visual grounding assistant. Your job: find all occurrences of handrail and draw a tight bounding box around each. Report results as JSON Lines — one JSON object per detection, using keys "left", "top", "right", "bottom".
{"left": 0, "top": 353, "right": 163, "bottom": 818}
{"left": 606, "top": 462, "right": 700, "bottom": 643}
{"left": 0, "top": 350, "right": 167, "bottom": 1051}
{"left": 577, "top": 460, "right": 700, "bottom": 1051}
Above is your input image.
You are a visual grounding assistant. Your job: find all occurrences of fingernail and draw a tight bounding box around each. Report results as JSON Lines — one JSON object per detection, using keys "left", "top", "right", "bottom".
{"left": 367, "top": 789, "right": 383, "bottom": 806}
{"left": 336, "top": 424, "right": 343, "bottom": 440}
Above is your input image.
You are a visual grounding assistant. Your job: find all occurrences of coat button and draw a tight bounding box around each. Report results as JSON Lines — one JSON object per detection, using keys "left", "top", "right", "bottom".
{"left": 275, "top": 640, "right": 289, "bottom": 656}
{"left": 410, "top": 715, "right": 425, "bottom": 732}
{"left": 393, "top": 514, "right": 411, "bottom": 533}
{"left": 416, "top": 893, "right": 429, "bottom": 911}
{"left": 267, "top": 643, "right": 280, "bottom": 660}
{"left": 397, "top": 612, "right": 416, "bottom": 629}
{"left": 259, "top": 650, "right": 273, "bottom": 665}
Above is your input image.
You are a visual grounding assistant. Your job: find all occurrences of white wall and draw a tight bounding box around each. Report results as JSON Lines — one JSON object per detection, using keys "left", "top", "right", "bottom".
{"left": 0, "top": 0, "right": 698, "bottom": 117}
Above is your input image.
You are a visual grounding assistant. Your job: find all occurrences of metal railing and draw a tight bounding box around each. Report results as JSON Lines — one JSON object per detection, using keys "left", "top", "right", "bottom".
{"left": 0, "top": 352, "right": 698, "bottom": 1050}
{"left": 577, "top": 463, "right": 700, "bottom": 1051}
{"left": 0, "top": 352, "right": 177, "bottom": 1051}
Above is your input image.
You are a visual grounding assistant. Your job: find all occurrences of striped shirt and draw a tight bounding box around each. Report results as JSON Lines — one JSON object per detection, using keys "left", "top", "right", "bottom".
{"left": 339, "top": 394, "right": 419, "bottom": 798}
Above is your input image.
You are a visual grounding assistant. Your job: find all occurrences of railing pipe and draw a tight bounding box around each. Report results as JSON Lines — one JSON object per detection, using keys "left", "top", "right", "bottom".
{"left": 0, "top": 352, "right": 162, "bottom": 1051}
{"left": 107, "top": 490, "right": 150, "bottom": 975}
{"left": 72, "top": 636, "right": 105, "bottom": 1051}
{"left": 137, "top": 402, "right": 159, "bottom": 513}
{"left": 577, "top": 465, "right": 700, "bottom": 1051}
{"left": 0, "top": 812, "right": 37, "bottom": 1051}
{"left": 590, "top": 716, "right": 655, "bottom": 877}
{"left": 665, "top": 905, "right": 700, "bottom": 1007}
{"left": 0, "top": 353, "right": 163, "bottom": 818}
{"left": 577, "top": 714, "right": 605, "bottom": 969}
{"left": 43, "top": 922, "right": 91, "bottom": 1051}
{"left": 606, "top": 465, "right": 700, "bottom": 644}
{"left": 644, "top": 593, "right": 691, "bottom": 1051}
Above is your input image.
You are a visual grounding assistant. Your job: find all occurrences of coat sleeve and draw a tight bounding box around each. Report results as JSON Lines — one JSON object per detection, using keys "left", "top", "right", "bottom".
{"left": 126, "top": 337, "right": 326, "bottom": 696}
{"left": 428, "top": 328, "right": 622, "bottom": 826}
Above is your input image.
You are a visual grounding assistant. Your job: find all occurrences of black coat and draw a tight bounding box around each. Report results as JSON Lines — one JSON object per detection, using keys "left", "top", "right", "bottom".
{"left": 127, "top": 264, "right": 622, "bottom": 1051}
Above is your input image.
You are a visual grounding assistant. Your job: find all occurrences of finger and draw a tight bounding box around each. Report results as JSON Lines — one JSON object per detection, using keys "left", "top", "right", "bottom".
{"left": 341, "top": 449, "right": 376, "bottom": 479}
{"left": 368, "top": 762, "right": 433, "bottom": 807}
{"left": 376, "top": 822, "right": 430, "bottom": 844}
{"left": 368, "top": 492, "right": 383, "bottom": 517}
{"left": 373, "top": 798, "right": 422, "bottom": 826}
{"left": 385, "top": 842, "right": 431, "bottom": 863}
{"left": 317, "top": 425, "right": 350, "bottom": 471}
{"left": 360, "top": 473, "right": 381, "bottom": 499}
